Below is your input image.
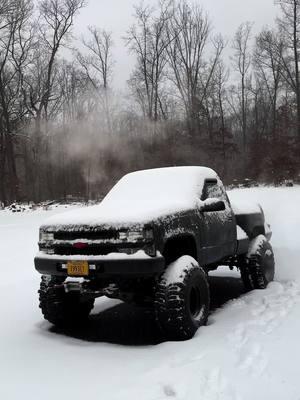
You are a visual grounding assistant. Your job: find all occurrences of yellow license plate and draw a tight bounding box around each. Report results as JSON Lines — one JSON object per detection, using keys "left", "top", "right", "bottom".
{"left": 67, "top": 261, "right": 89, "bottom": 276}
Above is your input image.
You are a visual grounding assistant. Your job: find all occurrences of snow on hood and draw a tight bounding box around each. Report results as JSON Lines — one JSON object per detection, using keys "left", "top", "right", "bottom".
{"left": 42, "top": 166, "right": 217, "bottom": 229}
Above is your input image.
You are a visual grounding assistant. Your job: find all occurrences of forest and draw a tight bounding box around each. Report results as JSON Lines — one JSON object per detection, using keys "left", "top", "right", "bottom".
{"left": 0, "top": 0, "right": 300, "bottom": 206}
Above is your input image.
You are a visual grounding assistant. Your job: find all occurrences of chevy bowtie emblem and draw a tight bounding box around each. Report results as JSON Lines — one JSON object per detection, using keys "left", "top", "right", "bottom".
{"left": 73, "top": 242, "right": 88, "bottom": 249}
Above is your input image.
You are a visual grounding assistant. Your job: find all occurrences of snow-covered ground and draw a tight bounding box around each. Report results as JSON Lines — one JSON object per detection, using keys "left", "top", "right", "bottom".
{"left": 1, "top": 187, "right": 300, "bottom": 400}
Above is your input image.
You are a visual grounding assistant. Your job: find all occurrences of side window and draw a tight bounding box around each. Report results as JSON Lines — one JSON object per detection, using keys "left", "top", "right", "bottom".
{"left": 202, "top": 180, "right": 225, "bottom": 200}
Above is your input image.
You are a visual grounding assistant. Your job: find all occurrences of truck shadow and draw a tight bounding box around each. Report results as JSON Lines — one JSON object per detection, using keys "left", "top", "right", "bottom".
{"left": 50, "top": 275, "right": 246, "bottom": 346}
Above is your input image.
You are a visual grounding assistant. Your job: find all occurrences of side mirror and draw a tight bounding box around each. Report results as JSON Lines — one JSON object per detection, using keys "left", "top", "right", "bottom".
{"left": 200, "top": 198, "right": 226, "bottom": 213}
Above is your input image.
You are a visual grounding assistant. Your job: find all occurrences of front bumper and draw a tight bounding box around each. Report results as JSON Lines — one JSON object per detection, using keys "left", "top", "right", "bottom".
{"left": 34, "top": 253, "right": 165, "bottom": 278}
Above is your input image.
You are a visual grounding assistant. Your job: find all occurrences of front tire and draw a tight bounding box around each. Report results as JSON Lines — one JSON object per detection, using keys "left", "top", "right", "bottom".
{"left": 240, "top": 235, "right": 275, "bottom": 290}
{"left": 39, "top": 275, "right": 94, "bottom": 327}
{"left": 155, "top": 256, "right": 210, "bottom": 341}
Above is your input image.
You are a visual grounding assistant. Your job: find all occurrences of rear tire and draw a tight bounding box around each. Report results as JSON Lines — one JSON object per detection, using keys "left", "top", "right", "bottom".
{"left": 155, "top": 256, "right": 210, "bottom": 341}
{"left": 39, "top": 275, "right": 94, "bottom": 327}
{"left": 240, "top": 235, "right": 275, "bottom": 290}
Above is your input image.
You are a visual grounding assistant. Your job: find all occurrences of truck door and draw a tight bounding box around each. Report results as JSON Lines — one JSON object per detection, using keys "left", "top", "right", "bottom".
{"left": 199, "top": 179, "right": 236, "bottom": 265}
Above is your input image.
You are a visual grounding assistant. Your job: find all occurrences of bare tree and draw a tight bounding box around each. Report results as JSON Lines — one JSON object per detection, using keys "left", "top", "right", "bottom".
{"left": 31, "top": 0, "right": 86, "bottom": 121}
{"left": 1, "top": 0, "right": 300, "bottom": 206}
{"left": 0, "top": 0, "right": 33, "bottom": 204}
{"left": 232, "top": 22, "right": 253, "bottom": 151}
{"left": 23, "top": 0, "right": 85, "bottom": 200}
{"left": 276, "top": 0, "right": 300, "bottom": 137}
{"left": 166, "top": 1, "right": 219, "bottom": 136}
{"left": 78, "top": 26, "right": 113, "bottom": 90}
{"left": 215, "top": 61, "right": 230, "bottom": 166}
{"left": 126, "top": 1, "right": 172, "bottom": 122}
{"left": 198, "top": 35, "right": 226, "bottom": 140}
{"left": 254, "top": 28, "right": 283, "bottom": 136}
{"left": 77, "top": 26, "right": 114, "bottom": 134}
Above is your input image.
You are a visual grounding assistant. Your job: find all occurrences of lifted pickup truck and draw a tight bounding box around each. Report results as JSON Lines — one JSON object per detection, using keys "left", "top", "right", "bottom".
{"left": 35, "top": 167, "right": 275, "bottom": 340}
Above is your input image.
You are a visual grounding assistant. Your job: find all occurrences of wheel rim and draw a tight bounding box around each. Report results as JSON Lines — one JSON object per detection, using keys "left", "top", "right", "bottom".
{"left": 189, "top": 285, "right": 202, "bottom": 320}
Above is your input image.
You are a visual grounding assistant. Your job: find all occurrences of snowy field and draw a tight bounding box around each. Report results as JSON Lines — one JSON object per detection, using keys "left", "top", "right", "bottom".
{"left": 1, "top": 187, "right": 300, "bottom": 400}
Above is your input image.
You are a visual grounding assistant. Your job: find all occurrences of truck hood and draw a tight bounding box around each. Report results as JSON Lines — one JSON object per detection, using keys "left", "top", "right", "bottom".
{"left": 41, "top": 199, "right": 199, "bottom": 230}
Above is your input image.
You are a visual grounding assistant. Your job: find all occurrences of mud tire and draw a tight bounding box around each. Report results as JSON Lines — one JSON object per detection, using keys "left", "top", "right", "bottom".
{"left": 39, "top": 275, "right": 94, "bottom": 327}
{"left": 240, "top": 235, "right": 275, "bottom": 290}
{"left": 155, "top": 256, "right": 210, "bottom": 341}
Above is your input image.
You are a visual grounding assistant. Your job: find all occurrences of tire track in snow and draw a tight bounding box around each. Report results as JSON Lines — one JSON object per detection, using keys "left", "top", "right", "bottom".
{"left": 228, "top": 281, "right": 300, "bottom": 376}
{"left": 160, "top": 368, "right": 242, "bottom": 400}
{"left": 195, "top": 368, "right": 242, "bottom": 400}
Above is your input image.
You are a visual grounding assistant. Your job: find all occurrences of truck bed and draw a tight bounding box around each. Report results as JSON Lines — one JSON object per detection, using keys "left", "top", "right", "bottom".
{"left": 230, "top": 198, "right": 272, "bottom": 255}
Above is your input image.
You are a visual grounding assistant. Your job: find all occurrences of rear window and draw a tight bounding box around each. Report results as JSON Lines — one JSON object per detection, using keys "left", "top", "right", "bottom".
{"left": 202, "top": 180, "right": 224, "bottom": 200}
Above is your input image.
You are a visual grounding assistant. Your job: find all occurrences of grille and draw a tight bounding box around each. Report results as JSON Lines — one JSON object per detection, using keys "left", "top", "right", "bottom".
{"left": 54, "top": 245, "right": 118, "bottom": 256}
{"left": 53, "top": 230, "right": 118, "bottom": 241}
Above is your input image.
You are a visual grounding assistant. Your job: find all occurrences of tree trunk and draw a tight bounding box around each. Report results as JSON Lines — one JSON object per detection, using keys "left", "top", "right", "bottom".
{"left": 241, "top": 74, "right": 247, "bottom": 151}
{"left": 0, "top": 126, "right": 7, "bottom": 207}
{"left": 293, "top": 0, "right": 300, "bottom": 137}
{"left": 6, "top": 134, "right": 20, "bottom": 202}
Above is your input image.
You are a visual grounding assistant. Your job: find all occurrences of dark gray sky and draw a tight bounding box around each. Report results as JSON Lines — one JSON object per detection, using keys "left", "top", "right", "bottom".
{"left": 74, "top": 0, "right": 278, "bottom": 88}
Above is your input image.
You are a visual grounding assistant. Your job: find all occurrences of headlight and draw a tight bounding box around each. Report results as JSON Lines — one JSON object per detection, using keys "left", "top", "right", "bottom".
{"left": 118, "top": 228, "right": 154, "bottom": 242}
{"left": 40, "top": 248, "right": 55, "bottom": 255}
{"left": 119, "top": 230, "right": 144, "bottom": 241}
{"left": 39, "top": 230, "right": 54, "bottom": 242}
{"left": 39, "top": 230, "right": 54, "bottom": 254}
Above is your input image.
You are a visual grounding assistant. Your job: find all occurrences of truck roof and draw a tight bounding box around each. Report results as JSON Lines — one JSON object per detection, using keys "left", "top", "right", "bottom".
{"left": 43, "top": 166, "right": 218, "bottom": 228}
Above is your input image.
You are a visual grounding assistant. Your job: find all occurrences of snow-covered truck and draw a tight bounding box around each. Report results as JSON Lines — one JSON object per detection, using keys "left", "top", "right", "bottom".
{"left": 35, "top": 167, "right": 275, "bottom": 340}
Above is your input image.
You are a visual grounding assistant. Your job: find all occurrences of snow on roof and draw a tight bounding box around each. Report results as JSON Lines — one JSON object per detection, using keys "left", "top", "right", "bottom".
{"left": 43, "top": 166, "right": 218, "bottom": 228}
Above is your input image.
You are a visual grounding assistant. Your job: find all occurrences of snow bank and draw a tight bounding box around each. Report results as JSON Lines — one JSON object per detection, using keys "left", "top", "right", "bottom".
{"left": 2, "top": 186, "right": 300, "bottom": 400}
{"left": 42, "top": 167, "right": 217, "bottom": 228}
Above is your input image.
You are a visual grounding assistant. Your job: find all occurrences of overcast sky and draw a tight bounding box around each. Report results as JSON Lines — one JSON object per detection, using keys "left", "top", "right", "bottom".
{"left": 74, "top": 0, "right": 278, "bottom": 89}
